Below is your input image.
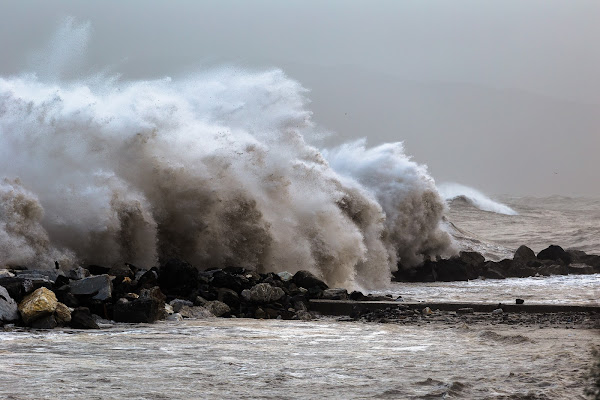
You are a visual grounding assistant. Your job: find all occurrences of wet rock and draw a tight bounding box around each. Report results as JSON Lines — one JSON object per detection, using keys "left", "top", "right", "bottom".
{"left": 516, "top": 299, "right": 525, "bottom": 304}
{"left": 537, "top": 263, "right": 568, "bottom": 276}
{"left": 108, "top": 264, "right": 135, "bottom": 281}
{"left": 0, "top": 269, "right": 15, "bottom": 278}
{"left": 167, "top": 313, "right": 183, "bottom": 322}
{"left": 254, "top": 308, "right": 266, "bottom": 319}
{"left": 113, "top": 286, "right": 166, "bottom": 323}
{"left": 537, "top": 245, "right": 571, "bottom": 265}
{"left": 68, "top": 267, "right": 90, "bottom": 280}
{"left": 15, "top": 269, "right": 64, "bottom": 282}
{"left": 457, "top": 307, "right": 474, "bottom": 314}
{"left": 567, "top": 264, "right": 595, "bottom": 275}
{"left": 210, "top": 269, "right": 244, "bottom": 293}
{"left": 492, "top": 308, "right": 503, "bottom": 315}
{"left": 158, "top": 259, "right": 198, "bottom": 296}
{"left": 31, "top": 314, "right": 57, "bottom": 329}
{"left": 178, "top": 305, "right": 213, "bottom": 319}
{"left": 292, "top": 270, "right": 328, "bottom": 290}
{"left": 169, "top": 299, "right": 193, "bottom": 313}
{"left": 246, "top": 283, "right": 285, "bottom": 303}
{"left": 18, "top": 287, "right": 58, "bottom": 325}
{"left": 513, "top": 245, "right": 536, "bottom": 264}
{"left": 54, "top": 302, "right": 72, "bottom": 325}
{"left": 277, "top": 271, "right": 294, "bottom": 282}
{"left": 0, "top": 285, "right": 19, "bottom": 322}
{"left": 293, "top": 310, "right": 313, "bottom": 321}
{"left": 217, "top": 288, "right": 240, "bottom": 309}
{"left": 430, "top": 259, "right": 468, "bottom": 282}
{"left": 349, "top": 291, "right": 367, "bottom": 301}
{"left": 481, "top": 262, "right": 506, "bottom": 279}
{"left": 86, "top": 265, "right": 111, "bottom": 275}
{"left": 70, "top": 307, "right": 99, "bottom": 329}
{"left": 567, "top": 250, "right": 600, "bottom": 271}
{"left": 136, "top": 269, "right": 159, "bottom": 290}
{"left": 205, "top": 300, "right": 231, "bottom": 317}
{"left": 56, "top": 290, "right": 79, "bottom": 308}
{"left": 458, "top": 251, "right": 485, "bottom": 267}
{"left": 69, "top": 274, "right": 112, "bottom": 301}
{"left": 322, "top": 288, "right": 348, "bottom": 300}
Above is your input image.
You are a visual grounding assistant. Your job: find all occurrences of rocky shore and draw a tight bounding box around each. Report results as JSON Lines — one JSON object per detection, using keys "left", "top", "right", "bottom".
{"left": 0, "top": 244, "right": 598, "bottom": 330}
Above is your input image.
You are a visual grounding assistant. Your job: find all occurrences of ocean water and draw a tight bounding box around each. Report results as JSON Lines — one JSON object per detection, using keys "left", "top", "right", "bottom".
{"left": 0, "top": 319, "right": 597, "bottom": 400}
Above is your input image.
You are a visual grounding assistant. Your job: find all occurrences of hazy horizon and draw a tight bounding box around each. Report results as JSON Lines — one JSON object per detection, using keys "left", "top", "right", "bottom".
{"left": 1, "top": 0, "right": 598, "bottom": 196}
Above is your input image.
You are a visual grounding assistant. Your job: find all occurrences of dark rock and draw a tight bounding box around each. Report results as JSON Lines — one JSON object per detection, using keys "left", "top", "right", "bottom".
{"left": 169, "top": 299, "right": 194, "bottom": 312}
{"left": 292, "top": 270, "right": 328, "bottom": 290}
{"left": 481, "top": 262, "right": 506, "bottom": 279}
{"left": 70, "top": 307, "right": 99, "bottom": 329}
{"left": 568, "top": 264, "right": 596, "bottom": 275}
{"left": 217, "top": 288, "right": 240, "bottom": 309}
{"left": 108, "top": 264, "right": 135, "bottom": 281}
{"left": 322, "top": 288, "right": 348, "bottom": 300}
{"left": 158, "top": 259, "right": 198, "bottom": 296}
{"left": 55, "top": 289, "right": 80, "bottom": 308}
{"left": 204, "top": 300, "right": 231, "bottom": 317}
{"left": 513, "top": 245, "right": 536, "bottom": 264}
{"left": 223, "top": 266, "right": 246, "bottom": 275}
{"left": 430, "top": 259, "right": 468, "bottom": 282}
{"left": 210, "top": 270, "right": 243, "bottom": 293}
{"left": 458, "top": 251, "right": 485, "bottom": 267}
{"left": 30, "top": 314, "right": 57, "bottom": 329}
{"left": 137, "top": 268, "right": 159, "bottom": 290}
{"left": 0, "top": 277, "right": 28, "bottom": 303}
{"left": 0, "top": 285, "right": 19, "bottom": 322}
{"left": 68, "top": 267, "right": 90, "bottom": 280}
{"left": 516, "top": 299, "right": 525, "bottom": 304}
{"left": 87, "top": 265, "right": 111, "bottom": 275}
{"left": 113, "top": 286, "right": 166, "bottom": 323}
{"left": 537, "top": 263, "right": 568, "bottom": 276}
{"left": 457, "top": 307, "right": 474, "bottom": 314}
{"left": 537, "top": 245, "right": 571, "bottom": 265}
{"left": 349, "top": 291, "right": 367, "bottom": 301}
{"left": 69, "top": 275, "right": 112, "bottom": 301}
{"left": 54, "top": 275, "right": 70, "bottom": 287}
{"left": 392, "top": 264, "right": 436, "bottom": 282}
{"left": 567, "top": 250, "right": 600, "bottom": 271}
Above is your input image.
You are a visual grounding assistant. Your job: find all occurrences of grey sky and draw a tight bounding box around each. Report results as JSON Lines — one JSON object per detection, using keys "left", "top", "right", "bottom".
{"left": 1, "top": 1, "right": 598, "bottom": 195}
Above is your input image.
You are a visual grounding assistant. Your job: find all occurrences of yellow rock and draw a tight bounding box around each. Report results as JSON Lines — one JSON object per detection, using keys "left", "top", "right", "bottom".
{"left": 18, "top": 287, "right": 58, "bottom": 324}
{"left": 54, "top": 302, "right": 72, "bottom": 324}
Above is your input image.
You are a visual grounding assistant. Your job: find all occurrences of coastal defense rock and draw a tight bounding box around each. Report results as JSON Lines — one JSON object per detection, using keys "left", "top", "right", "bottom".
{"left": 537, "top": 245, "right": 571, "bottom": 265}
{"left": 70, "top": 307, "right": 99, "bottom": 329}
{"left": 30, "top": 314, "right": 57, "bottom": 329}
{"left": 567, "top": 264, "right": 596, "bottom": 275}
{"left": 0, "top": 285, "right": 19, "bottom": 322}
{"left": 54, "top": 302, "right": 72, "bottom": 325}
{"left": 113, "top": 286, "right": 166, "bottom": 323}
{"left": 217, "top": 288, "right": 240, "bottom": 309}
{"left": 243, "top": 283, "right": 285, "bottom": 303}
{"left": 458, "top": 251, "right": 485, "bottom": 267}
{"left": 513, "top": 245, "right": 536, "bottom": 264}
{"left": 567, "top": 250, "right": 600, "bottom": 272}
{"left": 292, "top": 270, "right": 328, "bottom": 290}
{"left": 322, "top": 288, "right": 349, "bottom": 300}
{"left": 69, "top": 275, "right": 112, "bottom": 301}
{"left": 68, "top": 266, "right": 91, "bottom": 280}
{"left": 430, "top": 259, "right": 468, "bottom": 282}
{"left": 158, "top": 258, "right": 198, "bottom": 296}
{"left": 204, "top": 300, "right": 231, "bottom": 317}
{"left": 18, "top": 287, "right": 58, "bottom": 324}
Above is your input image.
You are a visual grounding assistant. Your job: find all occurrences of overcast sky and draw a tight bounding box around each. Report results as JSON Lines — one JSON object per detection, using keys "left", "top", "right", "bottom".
{"left": 1, "top": 1, "right": 598, "bottom": 196}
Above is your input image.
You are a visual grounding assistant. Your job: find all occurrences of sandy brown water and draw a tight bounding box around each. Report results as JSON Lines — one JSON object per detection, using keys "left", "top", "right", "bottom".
{"left": 1, "top": 318, "right": 597, "bottom": 399}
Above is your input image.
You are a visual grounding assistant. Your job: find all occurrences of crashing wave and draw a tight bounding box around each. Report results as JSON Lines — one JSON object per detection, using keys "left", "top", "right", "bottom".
{"left": 438, "top": 183, "right": 518, "bottom": 216}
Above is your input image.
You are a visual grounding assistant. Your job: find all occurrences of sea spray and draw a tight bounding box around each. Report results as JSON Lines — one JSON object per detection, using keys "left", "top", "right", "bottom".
{"left": 0, "top": 21, "right": 456, "bottom": 288}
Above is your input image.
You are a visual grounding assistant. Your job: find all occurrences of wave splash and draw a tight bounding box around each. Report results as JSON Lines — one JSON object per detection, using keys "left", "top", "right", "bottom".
{"left": 0, "top": 21, "right": 456, "bottom": 289}
{"left": 438, "top": 183, "right": 518, "bottom": 216}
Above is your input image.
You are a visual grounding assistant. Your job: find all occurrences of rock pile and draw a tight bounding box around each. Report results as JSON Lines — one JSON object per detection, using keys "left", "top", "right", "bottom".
{"left": 0, "top": 259, "right": 376, "bottom": 329}
{"left": 393, "top": 245, "right": 600, "bottom": 282}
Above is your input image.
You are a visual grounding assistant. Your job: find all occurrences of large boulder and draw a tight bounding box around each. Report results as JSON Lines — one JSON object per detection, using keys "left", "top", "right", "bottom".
{"left": 54, "top": 302, "right": 72, "bottom": 325}
{"left": 0, "top": 285, "right": 19, "bottom": 322}
{"left": 113, "top": 286, "right": 166, "bottom": 323}
{"left": 204, "top": 300, "right": 231, "bottom": 317}
{"left": 158, "top": 259, "right": 198, "bottom": 296}
{"left": 537, "top": 245, "right": 571, "bottom": 265}
{"left": 70, "top": 307, "right": 99, "bottom": 329}
{"left": 513, "top": 245, "right": 536, "bottom": 264}
{"left": 292, "top": 271, "right": 328, "bottom": 290}
{"left": 431, "top": 259, "right": 469, "bottom": 282}
{"left": 18, "top": 287, "right": 58, "bottom": 325}
{"left": 322, "top": 288, "right": 348, "bottom": 300}
{"left": 0, "top": 277, "right": 31, "bottom": 303}
{"left": 242, "top": 283, "right": 285, "bottom": 304}
{"left": 69, "top": 274, "right": 112, "bottom": 301}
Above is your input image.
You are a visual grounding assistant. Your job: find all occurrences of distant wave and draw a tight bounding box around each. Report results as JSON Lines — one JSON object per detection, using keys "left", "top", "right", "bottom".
{"left": 438, "top": 183, "right": 518, "bottom": 215}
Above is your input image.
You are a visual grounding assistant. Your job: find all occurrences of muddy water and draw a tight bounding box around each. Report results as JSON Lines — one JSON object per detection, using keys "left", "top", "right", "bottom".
{"left": 0, "top": 318, "right": 597, "bottom": 399}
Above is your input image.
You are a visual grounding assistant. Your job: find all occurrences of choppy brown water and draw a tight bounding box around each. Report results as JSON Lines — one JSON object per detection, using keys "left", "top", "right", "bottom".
{"left": 0, "top": 319, "right": 597, "bottom": 399}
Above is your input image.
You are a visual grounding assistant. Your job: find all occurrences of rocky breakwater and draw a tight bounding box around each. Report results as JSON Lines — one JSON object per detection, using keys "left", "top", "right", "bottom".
{"left": 0, "top": 259, "right": 387, "bottom": 329}
{"left": 393, "top": 245, "right": 600, "bottom": 282}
